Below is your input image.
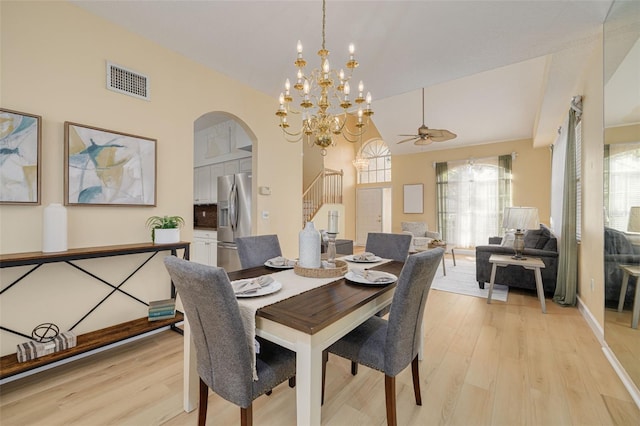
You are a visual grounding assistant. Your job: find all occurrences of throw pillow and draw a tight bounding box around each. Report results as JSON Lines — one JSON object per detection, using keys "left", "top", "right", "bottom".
{"left": 524, "top": 227, "right": 543, "bottom": 249}
{"left": 501, "top": 231, "right": 515, "bottom": 248}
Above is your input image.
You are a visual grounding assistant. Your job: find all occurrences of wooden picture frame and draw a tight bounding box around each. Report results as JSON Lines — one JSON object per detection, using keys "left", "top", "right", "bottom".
{"left": 64, "top": 122, "right": 157, "bottom": 206}
{"left": 403, "top": 183, "right": 423, "bottom": 214}
{"left": 0, "top": 108, "right": 42, "bottom": 205}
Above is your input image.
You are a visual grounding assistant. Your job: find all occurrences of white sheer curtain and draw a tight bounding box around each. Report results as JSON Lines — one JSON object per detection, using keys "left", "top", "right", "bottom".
{"left": 444, "top": 158, "right": 501, "bottom": 247}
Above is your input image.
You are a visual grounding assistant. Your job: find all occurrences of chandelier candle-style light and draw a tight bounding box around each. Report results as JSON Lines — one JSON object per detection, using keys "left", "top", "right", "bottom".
{"left": 276, "top": 0, "right": 374, "bottom": 155}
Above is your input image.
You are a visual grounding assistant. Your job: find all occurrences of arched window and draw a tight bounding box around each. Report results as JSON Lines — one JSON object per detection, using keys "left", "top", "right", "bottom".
{"left": 357, "top": 139, "right": 391, "bottom": 184}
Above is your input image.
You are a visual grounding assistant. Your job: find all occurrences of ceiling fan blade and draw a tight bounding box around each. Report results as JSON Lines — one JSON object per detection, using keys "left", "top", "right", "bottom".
{"left": 430, "top": 129, "right": 457, "bottom": 142}
{"left": 414, "top": 138, "right": 434, "bottom": 146}
{"left": 398, "top": 134, "right": 419, "bottom": 137}
{"left": 397, "top": 136, "right": 418, "bottom": 144}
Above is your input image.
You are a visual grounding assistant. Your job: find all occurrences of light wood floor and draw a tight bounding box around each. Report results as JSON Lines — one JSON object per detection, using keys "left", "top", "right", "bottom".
{"left": 1, "top": 286, "right": 639, "bottom": 425}
{"left": 605, "top": 307, "right": 640, "bottom": 388}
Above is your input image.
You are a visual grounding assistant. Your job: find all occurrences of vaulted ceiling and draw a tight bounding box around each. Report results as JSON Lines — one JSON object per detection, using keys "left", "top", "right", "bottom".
{"left": 72, "top": 0, "right": 613, "bottom": 155}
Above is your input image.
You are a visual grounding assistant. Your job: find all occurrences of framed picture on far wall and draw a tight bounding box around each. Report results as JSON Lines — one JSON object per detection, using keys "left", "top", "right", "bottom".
{"left": 64, "top": 122, "right": 157, "bottom": 206}
{"left": 0, "top": 108, "right": 42, "bottom": 205}
{"left": 403, "top": 183, "right": 423, "bottom": 214}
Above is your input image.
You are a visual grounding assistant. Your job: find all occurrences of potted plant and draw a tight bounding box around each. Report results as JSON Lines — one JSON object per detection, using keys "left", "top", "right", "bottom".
{"left": 146, "top": 215, "right": 185, "bottom": 244}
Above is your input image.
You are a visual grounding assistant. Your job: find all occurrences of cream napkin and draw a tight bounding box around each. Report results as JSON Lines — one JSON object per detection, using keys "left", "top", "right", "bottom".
{"left": 232, "top": 275, "right": 274, "bottom": 295}
{"left": 267, "top": 256, "right": 297, "bottom": 267}
{"left": 353, "top": 252, "right": 377, "bottom": 261}
{"left": 351, "top": 268, "right": 394, "bottom": 283}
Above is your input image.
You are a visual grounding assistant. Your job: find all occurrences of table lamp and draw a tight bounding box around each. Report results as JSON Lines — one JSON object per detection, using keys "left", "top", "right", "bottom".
{"left": 502, "top": 207, "right": 539, "bottom": 259}
{"left": 628, "top": 206, "right": 640, "bottom": 233}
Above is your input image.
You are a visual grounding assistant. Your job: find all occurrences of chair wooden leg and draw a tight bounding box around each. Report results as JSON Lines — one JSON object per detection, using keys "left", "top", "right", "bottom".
{"left": 289, "top": 376, "right": 296, "bottom": 388}
{"left": 240, "top": 403, "right": 253, "bottom": 426}
{"left": 411, "top": 355, "right": 422, "bottom": 405}
{"left": 198, "top": 378, "right": 209, "bottom": 426}
{"left": 351, "top": 361, "right": 358, "bottom": 375}
{"left": 321, "top": 351, "right": 329, "bottom": 404}
{"left": 384, "top": 375, "right": 397, "bottom": 426}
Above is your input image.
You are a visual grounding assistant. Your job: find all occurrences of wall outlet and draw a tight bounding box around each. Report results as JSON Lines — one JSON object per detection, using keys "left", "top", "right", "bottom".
{"left": 590, "top": 278, "right": 594, "bottom": 291}
{"left": 262, "top": 210, "right": 269, "bottom": 220}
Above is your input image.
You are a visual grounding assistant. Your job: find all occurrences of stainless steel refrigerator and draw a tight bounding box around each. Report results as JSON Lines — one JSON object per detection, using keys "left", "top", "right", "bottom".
{"left": 217, "top": 173, "right": 252, "bottom": 272}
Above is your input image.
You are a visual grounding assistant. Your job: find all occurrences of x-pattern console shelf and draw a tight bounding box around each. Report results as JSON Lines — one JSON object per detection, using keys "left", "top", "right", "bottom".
{"left": 0, "top": 241, "right": 190, "bottom": 381}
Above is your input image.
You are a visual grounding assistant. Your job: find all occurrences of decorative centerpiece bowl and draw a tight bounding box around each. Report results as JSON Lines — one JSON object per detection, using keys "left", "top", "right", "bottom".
{"left": 294, "top": 259, "right": 348, "bottom": 278}
{"left": 428, "top": 239, "right": 447, "bottom": 249}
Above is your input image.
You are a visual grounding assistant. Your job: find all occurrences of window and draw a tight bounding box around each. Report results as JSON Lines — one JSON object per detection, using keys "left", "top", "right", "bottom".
{"left": 436, "top": 156, "right": 512, "bottom": 248}
{"left": 357, "top": 139, "right": 391, "bottom": 184}
{"left": 605, "top": 141, "right": 640, "bottom": 231}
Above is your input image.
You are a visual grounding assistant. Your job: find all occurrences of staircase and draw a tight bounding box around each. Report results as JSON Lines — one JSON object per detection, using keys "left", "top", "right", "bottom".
{"left": 303, "top": 168, "right": 343, "bottom": 224}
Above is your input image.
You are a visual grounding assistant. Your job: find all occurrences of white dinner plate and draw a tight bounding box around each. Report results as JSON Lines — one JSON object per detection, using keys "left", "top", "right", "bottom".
{"left": 345, "top": 271, "right": 397, "bottom": 286}
{"left": 235, "top": 280, "right": 283, "bottom": 298}
{"left": 343, "top": 255, "right": 383, "bottom": 263}
{"left": 264, "top": 259, "right": 296, "bottom": 269}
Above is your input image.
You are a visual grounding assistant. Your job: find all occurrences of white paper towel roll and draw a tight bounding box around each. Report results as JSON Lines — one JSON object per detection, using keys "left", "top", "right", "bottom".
{"left": 43, "top": 203, "right": 68, "bottom": 252}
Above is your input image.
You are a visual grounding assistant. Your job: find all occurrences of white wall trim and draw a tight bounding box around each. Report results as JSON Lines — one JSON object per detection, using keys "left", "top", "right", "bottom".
{"left": 577, "top": 295, "right": 604, "bottom": 345}
{"left": 577, "top": 295, "right": 640, "bottom": 409}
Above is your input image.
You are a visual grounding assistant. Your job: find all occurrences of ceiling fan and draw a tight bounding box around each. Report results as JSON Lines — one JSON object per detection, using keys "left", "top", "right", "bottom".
{"left": 397, "top": 88, "right": 457, "bottom": 145}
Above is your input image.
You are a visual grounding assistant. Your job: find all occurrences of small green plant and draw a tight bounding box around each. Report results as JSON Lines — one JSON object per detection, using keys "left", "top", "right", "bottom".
{"left": 146, "top": 215, "right": 185, "bottom": 242}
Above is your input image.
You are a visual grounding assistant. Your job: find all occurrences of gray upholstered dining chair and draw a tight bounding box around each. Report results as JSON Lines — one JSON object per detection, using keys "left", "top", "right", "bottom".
{"left": 236, "top": 234, "right": 283, "bottom": 269}
{"left": 163, "top": 256, "right": 296, "bottom": 426}
{"left": 364, "top": 232, "right": 412, "bottom": 323}
{"left": 365, "top": 232, "right": 412, "bottom": 262}
{"left": 321, "top": 248, "right": 444, "bottom": 426}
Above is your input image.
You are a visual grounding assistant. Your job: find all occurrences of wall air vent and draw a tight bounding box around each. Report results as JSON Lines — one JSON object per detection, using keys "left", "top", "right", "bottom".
{"left": 106, "top": 61, "right": 150, "bottom": 101}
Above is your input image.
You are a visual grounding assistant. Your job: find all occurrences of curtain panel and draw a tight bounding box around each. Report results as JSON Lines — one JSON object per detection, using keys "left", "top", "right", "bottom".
{"left": 435, "top": 162, "right": 449, "bottom": 241}
{"left": 554, "top": 106, "right": 579, "bottom": 306}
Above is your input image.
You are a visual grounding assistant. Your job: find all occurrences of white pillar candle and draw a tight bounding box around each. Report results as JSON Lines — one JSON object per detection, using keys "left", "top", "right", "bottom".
{"left": 328, "top": 211, "right": 339, "bottom": 233}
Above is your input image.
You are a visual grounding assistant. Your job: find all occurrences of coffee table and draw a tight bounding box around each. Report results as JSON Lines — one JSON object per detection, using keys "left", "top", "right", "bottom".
{"left": 416, "top": 242, "right": 456, "bottom": 275}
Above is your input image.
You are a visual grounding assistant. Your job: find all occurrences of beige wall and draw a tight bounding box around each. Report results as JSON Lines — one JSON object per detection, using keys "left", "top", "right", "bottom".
{"left": 576, "top": 39, "right": 605, "bottom": 327}
{"left": 605, "top": 123, "right": 640, "bottom": 144}
{"left": 323, "top": 138, "right": 358, "bottom": 241}
{"left": 0, "top": 1, "right": 301, "bottom": 354}
{"left": 391, "top": 139, "right": 552, "bottom": 235}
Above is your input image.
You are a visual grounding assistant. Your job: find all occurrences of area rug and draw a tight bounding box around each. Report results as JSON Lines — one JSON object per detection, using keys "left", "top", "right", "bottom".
{"left": 430, "top": 253, "right": 508, "bottom": 302}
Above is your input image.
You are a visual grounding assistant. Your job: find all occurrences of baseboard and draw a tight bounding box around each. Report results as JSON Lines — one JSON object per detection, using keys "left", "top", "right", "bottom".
{"left": 577, "top": 295, "right": 604, "bottom": 345}
{"left": 577, "top": 295, "right": 640, "bottom": 409}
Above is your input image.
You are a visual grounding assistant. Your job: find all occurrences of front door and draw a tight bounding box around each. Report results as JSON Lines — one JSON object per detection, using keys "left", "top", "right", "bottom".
{"left": 356, "top": 187, "right": 385, "bottom": 246}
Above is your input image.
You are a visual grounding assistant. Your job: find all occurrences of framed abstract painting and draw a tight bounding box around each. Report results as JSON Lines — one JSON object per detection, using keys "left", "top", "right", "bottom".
{"left": 64, "top": 122, "right": 156, "bottom": 206}
{"left": 0, "top": 108, "right": 42, "bottom": 205}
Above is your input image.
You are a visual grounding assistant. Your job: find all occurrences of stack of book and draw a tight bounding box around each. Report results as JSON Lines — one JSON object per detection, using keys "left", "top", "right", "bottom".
{"left": 17, "top": 331, "right": 77, "bottom": 363}
{"left": 148, "top": 298, "right": 176, "bottom": 321}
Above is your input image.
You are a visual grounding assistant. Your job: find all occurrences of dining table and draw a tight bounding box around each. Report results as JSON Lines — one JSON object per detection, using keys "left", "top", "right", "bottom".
{"left": 181, "top": 256, "right": 405, "bottom": 426}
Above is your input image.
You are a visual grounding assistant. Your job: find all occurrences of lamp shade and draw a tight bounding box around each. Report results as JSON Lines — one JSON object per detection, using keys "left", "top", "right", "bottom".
{"left": 628, "top": 206, "right": 640, "bottom": 232}
{"left": 503, "top": 207, "right": 539, "bottom": 231}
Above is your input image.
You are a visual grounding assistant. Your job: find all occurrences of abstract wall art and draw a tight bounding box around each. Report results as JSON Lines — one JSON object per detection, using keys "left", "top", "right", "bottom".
{"left": 64, "top": 122, "right": 156, "bottom": 206}
{"left": 0, "top": 108, "right": 42, "bottom": 205}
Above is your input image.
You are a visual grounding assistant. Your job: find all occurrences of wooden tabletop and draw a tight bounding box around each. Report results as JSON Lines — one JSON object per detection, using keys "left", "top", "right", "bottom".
{"left": 227, "top": 261, "right": 404, "bottom": 335}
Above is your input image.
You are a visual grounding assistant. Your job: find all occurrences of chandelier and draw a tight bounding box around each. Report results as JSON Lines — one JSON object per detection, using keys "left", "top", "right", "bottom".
{"left": 276, "top": 0, "right": 374, "bottom": 156}
{"left": 352, "top": 135, "right": 369, "bottom": 171}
